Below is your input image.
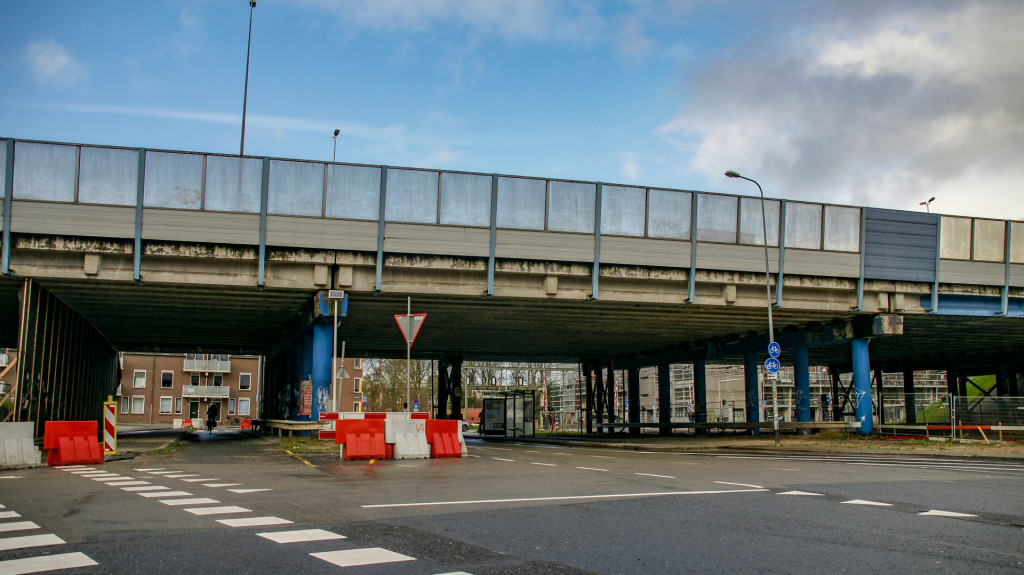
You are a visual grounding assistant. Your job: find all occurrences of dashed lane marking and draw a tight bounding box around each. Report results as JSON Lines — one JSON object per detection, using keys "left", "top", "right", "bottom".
{"left": 531, "top": 463, "right": 557, "bottom": 467}
{"left": 778, "top": 491, "right": 824, "bottom": 496}
{"left": 160, "top": 498, "right": 220, "bottom": 506}
{"left": 138, "top": 490, "right": 191, "bottom": 498}
{"left": 134, "top": 468, "right": 165, "bottom": 472}
{"left": 311, "top": 548, "right": 415, "bottom": 568}
{"left": 184, "top": 506, "right": 251, "bottom": 516}
{"left": 715, "top": 481, "right": 764, "bottom": 489}
{"left": 492, "top": 458, "right": 515, "bottom": 462}
{"left": 181, "top": 478, "right": 219, "bottom": 483}
{"left": 0, "top": 521, "right": 39, "bottom": 533}
{"left": 919, "top": 510, "right": 978, "bottom": 518}
{"left": 0, "top": 551, "right": 97, "bottom": 574}
{"left": 576, "top": 467, "right": 608, "bottom": 472}
{"left": 257, "top": 529, "right": 346, "bottom": 544}
{"left": 635, "top": 473, "right": 675, "bottom": 479}
{"left": 0, "top": 533, "right": 65, "bottom": 552}
{"left": 362, "top": 488, "right": 768, "bottom": 509}
{"left": 105, "top": 480, "right": 150, "bottom": 487}
{"left": 164, "top": 474, "right": 200, "bottom": 478}
{"left": 842, "top": 499, "right": 893, "bottom": 507}
{"left": 227, "top": 488, "right": 271, "bottom": 494}
{"left": 589, "top": 455, "right": 613, "bottom": 459}
{"left": 202, "top": 483, "right": 243, "bottom": 488}
{"left": 122, "top": 485, "right": 170, "bottom": 492}
{"left": 217, "top": 516, "right": 293, "bottom": 528}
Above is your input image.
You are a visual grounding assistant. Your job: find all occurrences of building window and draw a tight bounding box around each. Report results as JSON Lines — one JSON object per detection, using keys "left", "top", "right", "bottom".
{"left": 213, "top": 374, "right": 223, "bottom": 387}
{"left": 239, "top": 373, "right": 252, "bottom": 390}
{"left": 356, "top": 358, "right": 363, "bottom": 370}
{"left": 353, "top": 378, "right": 362, "bottom": 393}
{"left": 133, "top": 369, "right": 146, "bottom": 388}
{"left": 161, "top": 371, "right": 173, "bottom": 389}
{"left": 353, "top": 402, "right": 361, "bottom": 412}
{"left": 131, "top": 396, "right": 145, "bottom": 414}
{"left": 238, "top": 398, "right": 250, "bottom": 416}
{"left": 191, "top": 373, "right": 200, "bottom": 386}
{"left": 174, "top": 397, "right": 183, "bottom": 415}
{"left": 228, "top": 398, "right": 236, "bottom": 415}
{"left": 159, "top": 397, "right": 172, "bottom": 414}
{"left": 120, "top": 396, "right": 129, "bottom": 414}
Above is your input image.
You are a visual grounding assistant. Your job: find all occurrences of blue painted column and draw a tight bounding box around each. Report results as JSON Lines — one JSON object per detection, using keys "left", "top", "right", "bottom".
{"left": 296, "top": 329, "right": 314, "bottom": 420}
{"left": 311, "top": 321, "right": 333, "bottom": 421}
{"left": 851, "top": 338, "right": 873, "bottom": 434}
{"left": 693, "top": 357, "right": 707, "bottom": 426}
{"left": 744, "top": 351, "right": 760, "bottom": 434}
{"left": 794, "top": 342, "right": 810, "bottom": 425}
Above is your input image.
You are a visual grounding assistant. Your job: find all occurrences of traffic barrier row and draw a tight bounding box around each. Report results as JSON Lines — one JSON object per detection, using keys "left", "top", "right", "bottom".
{"left": 43, "top": 421, "right": 103, "bottom": 466}
{"left": 0, "top": 422, "right": 41, "bottom": 468}
{"left": 321, "top": 412, "right": 465, "bottom": 460}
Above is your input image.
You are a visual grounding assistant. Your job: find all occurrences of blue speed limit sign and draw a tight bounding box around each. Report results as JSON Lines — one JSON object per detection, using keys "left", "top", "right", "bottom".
{"left": 764, "top": 358, "right": 781, "bottom": 373}
{"left": 767, "top": 342, "right": 781, "bottom": 358}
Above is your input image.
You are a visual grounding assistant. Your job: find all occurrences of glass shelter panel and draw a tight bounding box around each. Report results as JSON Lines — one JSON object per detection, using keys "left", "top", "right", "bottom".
{"left": 697, "top": 193, "right": 737, "bottom": 243}
{"left": 973, "top": 219, "right": 1005, "bottom": 262}
{"left": 268, "top": 160, "right": 324, "bottom": 217}
{"left": 326, "top": 164, "right": 381, "bottom": 220}
{"left": 647, "top": 189, "right": 691, "bottom": 240}
{"left": 440, "top": 172, "right": 491, "bottom": 227}
{"left": 940, "top": 217, "right": 972, "bottom": 260}
{"left": 79, "top": 147, "right": 138, "bottom": 206}
{"left": 823, "top": 206, "right": 861, "bottom": 252}
{"left": 1012, "top": 222, "right": 1024, "bottom": 264}
{"left": 785, "top": 202, "right": 822, "bottom": 249}
{"left": 205, "top": 156, "right": 262, "bottom": 213}
{"left": 497, "top": 177, "right": 545, "bottom": 230}
{"left": 13, "top": 142, "right": 77, "bottom": 202}
{"left": 144, "top": 152, "right": 203, "bottom": 209}
{"left": 738, "top": 197, "right": 780, "bottom": 246}
{"left": 386, "top": 169, "right": 439, "bottom": 223}
{"left": 601, "top": 185, "right": 646, "bottom": 237}
{"left": 548, "top": 181, "right": 595, "bottom": 233}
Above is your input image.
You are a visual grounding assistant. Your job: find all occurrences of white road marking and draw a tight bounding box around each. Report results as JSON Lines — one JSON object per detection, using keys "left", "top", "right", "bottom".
{"left": 765, "top": 468, "right": 801, "bottom": 471}
{"left": 0, "top": 511, "right": 22, "bottom": 519}
{"left": 257, "top": 529, "right": 345, "bottom": 544}
{"left": 842, "top": 499, "right": 892, "bottom": 507}
{"left": 88, "top": 475, "right": 123, "bottom": 480}
{"left": 138, "top": 490, "right": 192, "bottom": 498}
{"left": 311, "top": 548, "right": 415, "bottom": 568}
{"left": 635, "top": 473, "right": 675, "bottom": 479}
{"left": 217, "top": 516, "right": 293, "bottom": 527}
{"left": 227, "top": 488, "right": 271, "bottom": 494}
{"left": 919, "top": 510, "right": 978, "bottom": 518}
{"left": 184, "top": 506, "right": 251, "bottom": 516}
{"left": 493, "top": 458, "right": 515, "bottom": 462}
{"left": 0, "top": 476, "right": 22, "bottom": 479}
{"left": 164, "top": 474, "right": 200, "bottom": 478}
{"left": 122, "top": 485, "right": 170, "bottom": 492}
{"left": 778, "top": 491, "right": 824, "bottom": 496}
{"left": 134, "top": 468, "right": 165, "bottom": 471}
{"left": 589, "top": 455, "right": 613, "bottom": 459}
{"left": 202, "top": 483, "right": 243, "bottom": 488}
{"left": 531, "top": 463, "right": 557, "bottom": 467}
{"left": 57, "top": 465, "right": 89, "bottom": 470}
{"left": 576, "top": 467, "right": 608, "bottom": 472}
{"left": 466, "top": 454, "right": 480, "bottom": 458}
{"left": 363, "top": 488, "right": 769, "bottom": 508}
{"left": 525, "top": 450, "right": 541, "bottom": 454}
{"left": 146, "top": 471, "right": 181, "bottom": 475}
{"left": 715, "top": 481, "right": 764, "bottom": 489}
{"left": 0, "top": 533, "right": 65, "bottom": 551}
{"left": 0, "top": 521, "right": 39, "bottom": 533}
{"left": 160, "top": 498, "right": 220, "bottom": 506}
{"left": 181, "top": 478, "right": 219, "bottom": 483}
{"left": 0, "top": 551, "right": 97, "bottom": 574}
{"left": 105, "top": 480, "right": 150, "bottom": 487}
{"left": 69, "top": 470, "right": 104, "bottom": 475}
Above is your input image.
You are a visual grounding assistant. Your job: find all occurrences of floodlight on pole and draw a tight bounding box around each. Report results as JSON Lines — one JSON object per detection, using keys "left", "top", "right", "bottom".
{"left": 332, "top": 129, "right": 340, "bottom": 162}
{"left": 919, "top": 197, "right": 936, "bottom": 213}
{"left": 724, "top": 169, "right": 780, "bottom": 446}
{"left": 240, "top": 0, "right": 256, "bottom": 156}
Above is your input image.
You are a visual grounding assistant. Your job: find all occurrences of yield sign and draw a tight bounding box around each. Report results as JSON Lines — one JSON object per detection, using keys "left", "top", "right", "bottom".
{"left": 394, "top": 313, "right": 427, "bottom": 345}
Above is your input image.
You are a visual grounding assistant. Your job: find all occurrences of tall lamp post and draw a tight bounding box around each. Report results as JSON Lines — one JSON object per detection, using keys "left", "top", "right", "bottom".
{"left": 240, "top": 0, "right": 256, "bottom": 156}
{"left": 919, "top": 197, "right": 935, "bottom": 213}
{"left": 724, "top": 170, "right": 780, "bottom": 446}
{"left": 332, "top": 129, "right": 340, "bottom": 162}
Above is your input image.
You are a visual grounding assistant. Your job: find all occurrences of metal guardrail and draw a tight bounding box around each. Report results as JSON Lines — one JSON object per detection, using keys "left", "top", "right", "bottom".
{"left": 182, "top": 385, "right": 230, "bottom": 398}
{"left": 183, "top": 359, "right": 231, "bottom": 372}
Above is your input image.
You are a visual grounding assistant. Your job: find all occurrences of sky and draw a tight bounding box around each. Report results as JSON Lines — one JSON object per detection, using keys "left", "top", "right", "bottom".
{"left": 1, "top": 0, "right": 1022, "bottom": 220}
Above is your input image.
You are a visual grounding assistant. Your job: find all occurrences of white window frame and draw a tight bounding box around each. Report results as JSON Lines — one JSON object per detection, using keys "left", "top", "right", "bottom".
{"left": 174, "top": 397, "right": 183, "bottom": 415}
{"left": 161, "top": 370, "right": 174, "bottom": 389}
{"left": 131, "top": 395, "right": 145, "bottom": 415}
{"left": 353, "top": 378, "right": 362, "bottom": 393}
{"left": 133, "top": 369, "right": 146, "bottom": 388}
{"left": 353, "top": 401, "right": 362, "bottom": 412}
{"left": 238, "top": 398, "right": 250, "bottom": 416}
{"left": 120, "top": 396, "right": 130, "bottom": 414}
{"left": 239, "top": 372, "right": 252, "bottom": 390}
{"left": 159, "top": 396, "right": 172, "bottom": 414}
{"left": 228, "top": 398, "right": 236, "bottom": 415}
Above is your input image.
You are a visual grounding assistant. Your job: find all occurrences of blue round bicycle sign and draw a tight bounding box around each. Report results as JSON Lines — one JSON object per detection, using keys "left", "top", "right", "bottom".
{"left": 764, "top": 357, "right": 781, "bottom": 373}
{"left": 767, "top": 342, "right": 781, "bottom": 358}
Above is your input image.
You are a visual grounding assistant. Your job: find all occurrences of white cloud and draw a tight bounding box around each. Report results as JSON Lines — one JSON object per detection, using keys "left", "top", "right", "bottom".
{"left": 23, "top": 38, "right": 86, "bottom": 86}
{"left": 656, "top": 0, "right": 1024, "bottom": 219}
{"left": 618, "top": 152, "right": 642, "bottom": 181}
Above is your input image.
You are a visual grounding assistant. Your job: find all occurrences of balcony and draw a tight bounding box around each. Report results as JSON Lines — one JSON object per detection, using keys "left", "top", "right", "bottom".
{"left": 183, "top": 385, "right": 230, "bottom": 398}
{"left": 183, "top": 358, "right": 231, "bottom": 373}
{"left": 0, "top": 353, "right": 8, "bottom": 367}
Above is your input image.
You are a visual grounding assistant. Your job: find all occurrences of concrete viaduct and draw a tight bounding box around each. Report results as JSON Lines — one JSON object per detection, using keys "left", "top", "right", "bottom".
{"left": 1, "top": 138, "right": 1022, "bottom": 439}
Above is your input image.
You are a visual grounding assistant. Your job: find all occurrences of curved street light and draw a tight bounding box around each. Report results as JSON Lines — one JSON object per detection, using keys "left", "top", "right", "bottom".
{"left": 240, "top": 0, "right": 256, "bottom": 156}
{"left": 333, "top": 129, "right": 340, "bottom": 162}
{"left": 724, "top": 170, "right": 780, "bottom": 446}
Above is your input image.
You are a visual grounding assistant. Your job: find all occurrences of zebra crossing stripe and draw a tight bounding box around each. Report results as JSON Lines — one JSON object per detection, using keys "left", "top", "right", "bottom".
{"left": 0, "top": 551, "right": 97, "bottom": 574}
{"left": 217, "top": 516, "right": 293, "bottom": 527}
{"left": 184, "top": 506, "right": 250, "bottom": 516}
{"left": 0, "top": 521, "right": 39, "bottom": 533}
{"left": 311, "top": 548, "right": 415, "bottom": 568}
{"left": 257, "top": 529, "right": 345, "bottom": 544}
{"left": 0, "top": 533, "right": 65, "bottom": 551}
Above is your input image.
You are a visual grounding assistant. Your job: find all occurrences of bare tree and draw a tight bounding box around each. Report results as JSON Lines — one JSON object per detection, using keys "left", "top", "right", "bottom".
{"left": 361, "top": 358, "right": 433, "bottom": 413}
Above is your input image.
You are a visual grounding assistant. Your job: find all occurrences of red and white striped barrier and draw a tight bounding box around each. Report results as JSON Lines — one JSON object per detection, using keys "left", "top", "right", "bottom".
{"left": 102, "top": 400, "right": 117, "bottom": 456}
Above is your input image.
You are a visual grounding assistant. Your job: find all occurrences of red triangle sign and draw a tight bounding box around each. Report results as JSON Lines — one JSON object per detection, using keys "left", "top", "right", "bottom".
{"left": 394, "top": 313, "right": 427, "bottom": 345}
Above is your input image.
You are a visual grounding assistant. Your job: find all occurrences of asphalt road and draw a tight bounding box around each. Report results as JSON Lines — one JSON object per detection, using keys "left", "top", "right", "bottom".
{"left": 2, "top": 431, "right": 1023, "bottom": 574}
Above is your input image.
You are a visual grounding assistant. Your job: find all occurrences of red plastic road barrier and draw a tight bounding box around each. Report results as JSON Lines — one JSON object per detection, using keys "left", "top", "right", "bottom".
{"left": 319, "top": 412, "right": 340, "bottom": 420}
{"left": 318, "top": 430, "right": 336, "bottom": 441}
{"left": 410, "top": 413, "right": 429, "bottom": 420}
{"left": 364, "top": 413, "right": 387, "bottom": 420}
{"left": 335, "top": 419, "right": 386, "bottom": 460}
{"left": 240, "top": 419, "right": 252, "bottom": 429}
{"left": 44, "top": 421, "right": 103, "bottom": 466}
{"left": 426, "top": 419, "right": 462, "bottom": 458}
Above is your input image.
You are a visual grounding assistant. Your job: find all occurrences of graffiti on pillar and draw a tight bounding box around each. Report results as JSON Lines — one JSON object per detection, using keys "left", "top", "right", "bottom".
{"left": 851, "top": 389, "right": 867, "bottom": 409}
{"left": 300, "top": 378, "right": 313, "bottom": 416}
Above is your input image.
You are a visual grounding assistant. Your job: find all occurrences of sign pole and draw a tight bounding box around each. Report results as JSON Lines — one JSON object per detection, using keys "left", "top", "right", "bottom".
{"left": 332, "top": 299, "right": 338, "bottom": 413}
{"left": 406, "top": 296, "right": 411, "bottom": 413}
